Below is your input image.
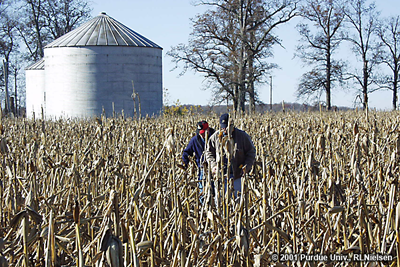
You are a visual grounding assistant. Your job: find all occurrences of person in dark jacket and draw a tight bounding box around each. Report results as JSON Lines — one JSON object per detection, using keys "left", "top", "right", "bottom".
{"left": 205, "top": 113, "right": 255, "bottom": 194}
{"left": 182, "top": 121, "right": 215, "bottom": 191}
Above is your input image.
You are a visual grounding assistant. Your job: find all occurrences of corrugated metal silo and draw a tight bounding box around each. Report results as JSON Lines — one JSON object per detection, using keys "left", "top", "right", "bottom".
{"left": 43, "top": 12, "right": 163, "bottom": 118}
{"left": 26, "top": 59, "right": 45, "bottom": 118}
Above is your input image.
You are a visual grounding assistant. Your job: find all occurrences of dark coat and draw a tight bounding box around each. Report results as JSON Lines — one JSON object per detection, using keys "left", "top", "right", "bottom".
{"left": 205, "top": 128, "right": 255, "bottom": 179}
{"left": 182, "top": 128, "right": 216, "bottom": 169}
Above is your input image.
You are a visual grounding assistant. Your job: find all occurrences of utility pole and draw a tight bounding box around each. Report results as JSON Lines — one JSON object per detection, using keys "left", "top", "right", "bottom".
{"left": 270, "top": 76, "right": 273, "bottom": 111}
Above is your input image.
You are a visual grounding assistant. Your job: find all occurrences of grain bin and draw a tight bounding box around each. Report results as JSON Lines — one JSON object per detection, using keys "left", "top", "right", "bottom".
{"left": 34, "top": 12, "right": 163, "bottom": 118}
{"left": 26, "top": 59, "right": 45, "bottom": 118}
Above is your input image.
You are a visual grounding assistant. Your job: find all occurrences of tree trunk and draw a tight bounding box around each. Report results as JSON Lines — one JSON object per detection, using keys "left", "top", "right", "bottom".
{"left": 248, "top": 82, "right": 255, "bottom": 114}
{"left": 248, "top": 52, "right": 255, "bottom": 114}
{"left": 237, "top": 58, "right": 246, "bottom": 113}
{"left": 237, "top": 0, "right": 247, "bottom": 114}
{"left": 363, "top": 60, "right": 368, "bottom": 110}
{"left": 248, "top": 31, "right": 256, "bottom": 114}
{"left": 363, "top": 90, "right": 368, "bottom": 110}
{"left": 326, "top": 49, "right": 331, "bottom": 110}
{"left": 3, "top": 60, "right": 10, "bottom": 114}
{"left": 393, "top": 84, "right": 397, "bottom": 111}
{"left": 238, "top": 89, "right": 246, "bottom": 112}
{"left": 29, "top": 0, "right": 44, "bottom": 59}
{"left": 233, "top": 84, "right": 239, "bottom": 112}
{"left": 14, "top": 67, "right": 18, "bottom": 116}
{"left": 393, "top": 69, "right": 398, "bottom": 110}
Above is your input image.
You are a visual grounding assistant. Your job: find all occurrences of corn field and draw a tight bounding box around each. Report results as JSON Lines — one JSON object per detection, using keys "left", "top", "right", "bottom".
{"left": 0, "top": 110, "right": 400, "bottom": 267}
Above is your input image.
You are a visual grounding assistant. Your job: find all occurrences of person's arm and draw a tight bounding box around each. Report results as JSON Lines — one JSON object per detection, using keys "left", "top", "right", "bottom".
{"left": 182, "top": 138, "right": 195, "bottom": 167}
{"left": 244, "top": 133, "right": 256, "bottom": 173}
{"left": 204, "top": 134, "right": 218, "bottom": 171}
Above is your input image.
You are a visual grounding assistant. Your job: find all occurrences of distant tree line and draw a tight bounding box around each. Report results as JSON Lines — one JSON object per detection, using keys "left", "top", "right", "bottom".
{"left": 168, "top": 0, "right": 400, "bottom": 112}
{"left": 0, "top": 0, "right": 92, "bottom": 115}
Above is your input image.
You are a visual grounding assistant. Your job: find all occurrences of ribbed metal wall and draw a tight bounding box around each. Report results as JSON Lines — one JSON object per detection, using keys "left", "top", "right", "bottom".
{"left": 44, "top": 46, "right": 162, "bottom": 118}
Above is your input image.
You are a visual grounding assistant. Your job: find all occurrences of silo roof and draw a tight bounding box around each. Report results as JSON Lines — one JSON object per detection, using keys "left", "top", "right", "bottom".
{"left": 26, "top": 59, "right": 45, "bottom": 70}
{"left": 45, "top": 12, "right": 162, "bottom": 48}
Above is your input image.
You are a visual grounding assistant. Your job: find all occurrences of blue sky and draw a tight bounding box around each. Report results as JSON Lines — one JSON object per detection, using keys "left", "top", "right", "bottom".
{"left": 91, "top": 0, "right": 400, "bottom": 110}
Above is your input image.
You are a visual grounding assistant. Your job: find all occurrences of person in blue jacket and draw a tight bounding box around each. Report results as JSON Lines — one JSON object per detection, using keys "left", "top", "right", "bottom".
{"left": 182, "top": 121, "right": 215, "bottom": 191}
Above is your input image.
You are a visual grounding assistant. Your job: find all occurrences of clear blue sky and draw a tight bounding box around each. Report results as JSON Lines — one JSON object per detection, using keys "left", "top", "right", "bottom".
{"left": 91, "top": 0, "right": 400, "bottom": 110}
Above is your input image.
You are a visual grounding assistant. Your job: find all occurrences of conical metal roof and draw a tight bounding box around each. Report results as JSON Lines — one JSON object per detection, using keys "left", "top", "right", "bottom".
{"left": 26, "top": 59, "right": 45, "bottom": 70}
{"left": 45, "top": 12, "right": 162, "bottom": 48}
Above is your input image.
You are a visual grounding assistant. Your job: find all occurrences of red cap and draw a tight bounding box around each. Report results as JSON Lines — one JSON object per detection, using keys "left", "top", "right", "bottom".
{"left": 198, "top": 121, "right": 209, "bottom": 134}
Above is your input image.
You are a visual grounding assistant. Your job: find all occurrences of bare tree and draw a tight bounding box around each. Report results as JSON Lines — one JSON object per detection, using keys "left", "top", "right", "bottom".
{"left": 0, "top": 0, "right": 9, "bottom": 14}
{"left": 17, "top": 0, "right": 92, "bottom": 61}
{"left": 168, "top": 8, "right": 241, "bottom": 109}
{"left": 376, "top": 16, "right": 400, "bottom": 110}
{"left": 0, "top": 7, "right": 19, "bottom": 114}
{"left": 295, "top": 0, "right": 347, "bottom": 110}
{"left": 0, "top": 0, "right": 6, "bottom": 87}
{"left": 344, "top": 0, "right": 382, "bottom": 110}
{"left": 42, "top": 0, "right": 92, "bottom": 39}
{"left": 168, "top": 0, "right": 297, "bottom": 113}
{"left": 17, "top": 0, "right": 48, "bottom": 61}
{"left": 244, "top": 0, "right": 296, "bottom": 113}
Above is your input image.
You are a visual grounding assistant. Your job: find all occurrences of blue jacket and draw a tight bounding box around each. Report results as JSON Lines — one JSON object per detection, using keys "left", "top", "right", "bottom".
{"left": 182, "top": 129, "right": 215, "bottom": 169}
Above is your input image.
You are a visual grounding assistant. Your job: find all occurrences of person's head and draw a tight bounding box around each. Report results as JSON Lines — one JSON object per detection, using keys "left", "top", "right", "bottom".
{"left": 197, "top": 121, "right": 209, "bottom": 138}
{"left": 219, "top": 113, "right": 233, "bottom": 135}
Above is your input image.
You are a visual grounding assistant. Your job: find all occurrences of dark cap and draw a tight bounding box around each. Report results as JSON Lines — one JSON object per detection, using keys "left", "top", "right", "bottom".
{"left": 219, "top": 113, "right": 229, "bottom": 128}
{"left": 197, "top": 121, "right": 209, "bottom": 134}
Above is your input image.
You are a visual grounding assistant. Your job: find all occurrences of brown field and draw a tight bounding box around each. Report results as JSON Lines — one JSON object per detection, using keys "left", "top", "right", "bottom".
{"left": 0, "top": 110, "right": 399, "bottom": 267}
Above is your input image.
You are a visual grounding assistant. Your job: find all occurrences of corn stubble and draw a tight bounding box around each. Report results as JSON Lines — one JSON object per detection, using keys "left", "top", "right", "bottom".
{"left": 0, "top": 111, "right": 399, "bottom": 266}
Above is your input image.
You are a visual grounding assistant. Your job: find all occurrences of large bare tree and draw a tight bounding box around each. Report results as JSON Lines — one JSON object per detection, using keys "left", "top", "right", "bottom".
{"left": 43, "top": 0, "right": 92, "bottom": 39}
{"left": 376, "top": 16, "right": 400, "bottom": 110}
{"left": 168, "top": 8, "right": 241, "bottom": 110}
{"left": 168, "top": 0, "right": 297, "bottom": 113}
{"left": 0, "top": 2, "right": 19, "bottom": 113}
{"left": 295, "top": 0, "right": 347, "bottom": 110}
{"left": 344, "top": 0, "right": 382, "bottom": 110}
{"left": 17, "top": 0, "right": 92, "bottom": 61}
{"left": 17, "top": 0, "right": 48, "bottom": 61}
